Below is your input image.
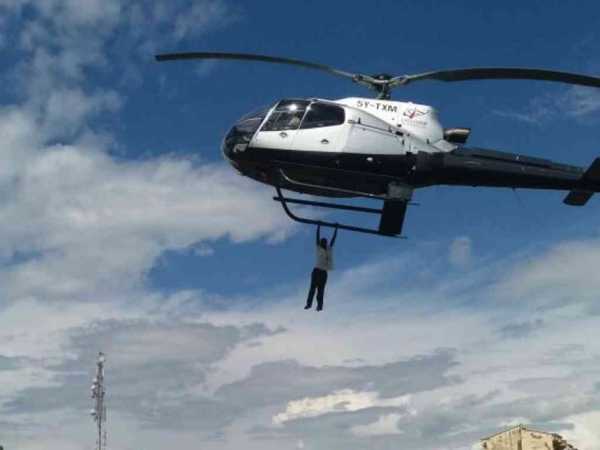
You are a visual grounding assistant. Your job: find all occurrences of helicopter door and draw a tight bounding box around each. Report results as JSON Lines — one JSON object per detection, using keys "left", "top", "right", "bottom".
{"left": 292, "top": 102, "right": 345, "bottom": 153}
{"left": 251, "top": 100, "right": 309, "bottom": 151}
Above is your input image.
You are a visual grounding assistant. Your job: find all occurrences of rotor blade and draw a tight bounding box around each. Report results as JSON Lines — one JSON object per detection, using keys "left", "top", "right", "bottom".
{"left": 155, "top": 52, "right": 358, "bottom": 81}
{"left": 403, "top": 67, "right": 600, "bottom": 88}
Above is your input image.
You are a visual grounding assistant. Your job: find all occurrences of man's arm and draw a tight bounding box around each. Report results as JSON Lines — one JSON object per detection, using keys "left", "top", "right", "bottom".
{"left": 316, "top": 224, "right": 321, "bottom": 245}
{"left": 330, "top": 224, "right": 338, "bottom": 247}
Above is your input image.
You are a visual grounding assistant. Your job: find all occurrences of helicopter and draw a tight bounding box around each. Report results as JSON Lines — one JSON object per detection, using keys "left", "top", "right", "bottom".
{"left": 156, "top": 52, "right": 600, "bottom": 237}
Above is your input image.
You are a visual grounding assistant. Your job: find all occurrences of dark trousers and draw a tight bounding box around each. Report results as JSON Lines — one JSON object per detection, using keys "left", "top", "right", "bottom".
{"left": 306, "top": 268, "right": 328, "bottom": 309}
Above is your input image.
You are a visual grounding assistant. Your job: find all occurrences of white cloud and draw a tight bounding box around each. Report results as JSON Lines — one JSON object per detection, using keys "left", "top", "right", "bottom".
{"left": 173, "top": 0, "right": 236, "bottom": 41}
{"left": 500, "top": 417, "right": 531, "bottom": 427}
{"left": 39, "top": 87, "right": 122, "bottom": 140}
{"left": 492, "top": 108, "right": 549, "bottom": 125}
{"left": 560, "top": 411, "right": 600, "bottom": 450}
{"left": 0, "top": 142, "right": 293, "bottom": 301}
{"left": 50, "top": 0, "right": 122, "bottom": 26}
{"left": 558, "top": 85, "right": 600, "bottom": 118}
{"left": 495, "top": 238, "right": 600, "bottom": 306}
{"left": 449, "top": 236, "right": 472, "bottom": 268}
{"left": 493, "top": 84, "right": 600, "bottom": 125}
{"left": 273, "top": 390, "right": 411, "bottom": 425}
{"left": 351, "top": 413, "right": 407, "bottom": 437}
{"left": 195, "top": 60, "right": 220, "bottom": 79}
{"left": 2, "top": 235, "right": 600, "bottom": 450}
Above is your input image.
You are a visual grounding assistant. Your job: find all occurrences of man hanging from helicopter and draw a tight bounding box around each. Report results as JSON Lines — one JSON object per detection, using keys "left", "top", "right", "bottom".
{"left": 305, "top": 224, "right": 338, "bottom": 311}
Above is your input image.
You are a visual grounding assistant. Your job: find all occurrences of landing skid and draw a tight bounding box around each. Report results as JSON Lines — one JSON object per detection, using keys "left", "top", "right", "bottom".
{"left": 274, "top": 187, "right": 409, "bottom": 238}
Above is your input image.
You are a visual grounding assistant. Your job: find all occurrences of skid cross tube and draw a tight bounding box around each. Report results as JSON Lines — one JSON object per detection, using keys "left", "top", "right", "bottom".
{"left": 273, "top": 196, "right": 383, "bottom": 214}
{"left": 274, "top": 187, "right": 403, "bottom": 238}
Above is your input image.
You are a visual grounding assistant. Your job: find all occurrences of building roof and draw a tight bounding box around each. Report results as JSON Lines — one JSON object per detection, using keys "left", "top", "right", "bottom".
{"left": 481, "top": 424, "right": 556, "bottom": 441}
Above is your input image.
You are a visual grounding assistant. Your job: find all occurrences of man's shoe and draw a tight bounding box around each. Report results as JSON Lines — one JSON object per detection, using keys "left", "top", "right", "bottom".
{"left": 304, "top": 305, "right": 311, "bottom": 310}
{"left": 316, "top": 306, "right": 323, "bottom": 311}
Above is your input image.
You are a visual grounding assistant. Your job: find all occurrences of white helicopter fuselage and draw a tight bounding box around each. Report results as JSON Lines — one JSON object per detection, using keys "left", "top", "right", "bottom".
{"left": 249, "top": 97, "right": 457, "bottom": 160}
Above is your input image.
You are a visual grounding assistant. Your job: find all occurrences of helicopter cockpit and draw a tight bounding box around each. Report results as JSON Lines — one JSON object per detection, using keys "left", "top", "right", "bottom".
{"left": 265, "top": 99, "right": 345, "bottom": 130}
{"left": 223, "top": 99, "right": 348, "bottom": 160}
{"left": 260, "top": 99, "right": 310, "bottom": 132}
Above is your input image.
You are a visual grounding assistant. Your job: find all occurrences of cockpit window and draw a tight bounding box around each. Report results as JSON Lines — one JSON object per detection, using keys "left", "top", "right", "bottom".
{"left": 235, "top": 108, "right": 269, "bottom": 135}
{"left": 261, "top": 100, "right": 309, "bottom": 132}
{"left": 223, "top": 108, "right": 269, "bottom": 155}
{"left": 300, "top": 103, "right": 345, "bottom": 129}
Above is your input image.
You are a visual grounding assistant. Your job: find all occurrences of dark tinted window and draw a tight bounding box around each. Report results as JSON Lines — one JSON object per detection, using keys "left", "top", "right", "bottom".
{"left": 234, "top": 108, "right": 269, "bottom": 134}
{"left": 261, "top": 100, "right": 309, "bottom": 132}
{"left": 300, "top": 103, "right": 345, "bottom": 129}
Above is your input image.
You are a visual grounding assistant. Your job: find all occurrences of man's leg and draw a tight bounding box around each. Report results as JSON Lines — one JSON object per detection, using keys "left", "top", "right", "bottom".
{"left": 316, "top": 270, "right": 328, "bottom": 311}
{"left": 305, "top": 269, "right": 318, "bottom": 309}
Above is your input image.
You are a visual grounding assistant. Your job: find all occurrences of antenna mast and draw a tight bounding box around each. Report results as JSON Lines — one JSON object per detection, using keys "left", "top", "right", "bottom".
{"left": 90, "top": 352, "right": 107, "bottom": 450}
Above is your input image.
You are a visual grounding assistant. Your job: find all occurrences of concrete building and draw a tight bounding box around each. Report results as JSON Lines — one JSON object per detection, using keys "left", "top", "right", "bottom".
{"left": 481, "top": 425, "right": 577, "bottom": 450}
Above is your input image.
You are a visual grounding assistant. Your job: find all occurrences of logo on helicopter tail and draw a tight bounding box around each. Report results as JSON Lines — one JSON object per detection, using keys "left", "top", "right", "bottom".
{"left": 403, "top": 107, "right": 428, "bottom": 119}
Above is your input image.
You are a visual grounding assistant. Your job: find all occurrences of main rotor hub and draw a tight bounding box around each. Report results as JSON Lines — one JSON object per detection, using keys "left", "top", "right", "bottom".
{"left": 353, "top": 73, "right": 401, "bottom": 100}
{"left": 373, "top": 73, "right": 393, "bottom": 81}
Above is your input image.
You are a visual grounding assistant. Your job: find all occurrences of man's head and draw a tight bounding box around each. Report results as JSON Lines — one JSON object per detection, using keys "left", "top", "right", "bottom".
{"left": 319, "top": 238, "right": 328, "bottom": 248}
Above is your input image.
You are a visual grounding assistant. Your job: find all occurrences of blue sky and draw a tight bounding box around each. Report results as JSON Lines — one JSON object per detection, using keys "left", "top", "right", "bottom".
{"left": 2, "top": 1, "right": 600, "bottom": 449}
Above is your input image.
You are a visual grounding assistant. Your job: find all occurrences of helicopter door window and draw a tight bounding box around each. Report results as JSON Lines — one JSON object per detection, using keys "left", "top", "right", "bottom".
{"left": 260, "top": 100, "right": 309, "bottom": 132}
{"left": 300, "top": 103, "right": 345, "bottom": 129}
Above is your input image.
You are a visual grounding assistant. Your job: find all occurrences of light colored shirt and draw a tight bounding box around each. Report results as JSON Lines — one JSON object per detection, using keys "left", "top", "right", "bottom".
{"left": 315, "top": 245, "right": 334, "bottom": 271}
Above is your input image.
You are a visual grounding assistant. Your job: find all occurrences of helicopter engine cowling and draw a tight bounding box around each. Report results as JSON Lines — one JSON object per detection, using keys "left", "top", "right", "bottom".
{"left": 336, "top": 97, "right": 445, "bottom": 145}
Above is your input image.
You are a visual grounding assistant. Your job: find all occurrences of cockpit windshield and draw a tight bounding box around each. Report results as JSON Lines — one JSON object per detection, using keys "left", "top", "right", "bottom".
{"left": 234, "top": 107, "right": 269, "bottom": 135}
{"left": 260, "top": 100, "right": 310, "bottom": 132}
{"left": 222, "top": 107, "right": 269, "bottom": 158}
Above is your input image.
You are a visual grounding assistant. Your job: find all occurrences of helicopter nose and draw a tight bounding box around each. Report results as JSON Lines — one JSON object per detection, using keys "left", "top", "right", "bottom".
{"left": 221, "top": 132, "right": 235, "bottom": 161}
{"left": 221, "top": 127, "right": 246, "bottom": 162}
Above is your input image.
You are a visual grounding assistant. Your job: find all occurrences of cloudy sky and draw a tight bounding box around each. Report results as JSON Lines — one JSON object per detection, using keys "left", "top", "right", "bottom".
{"left": 2, "top": 1, "right": 600, "bottom": 449}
